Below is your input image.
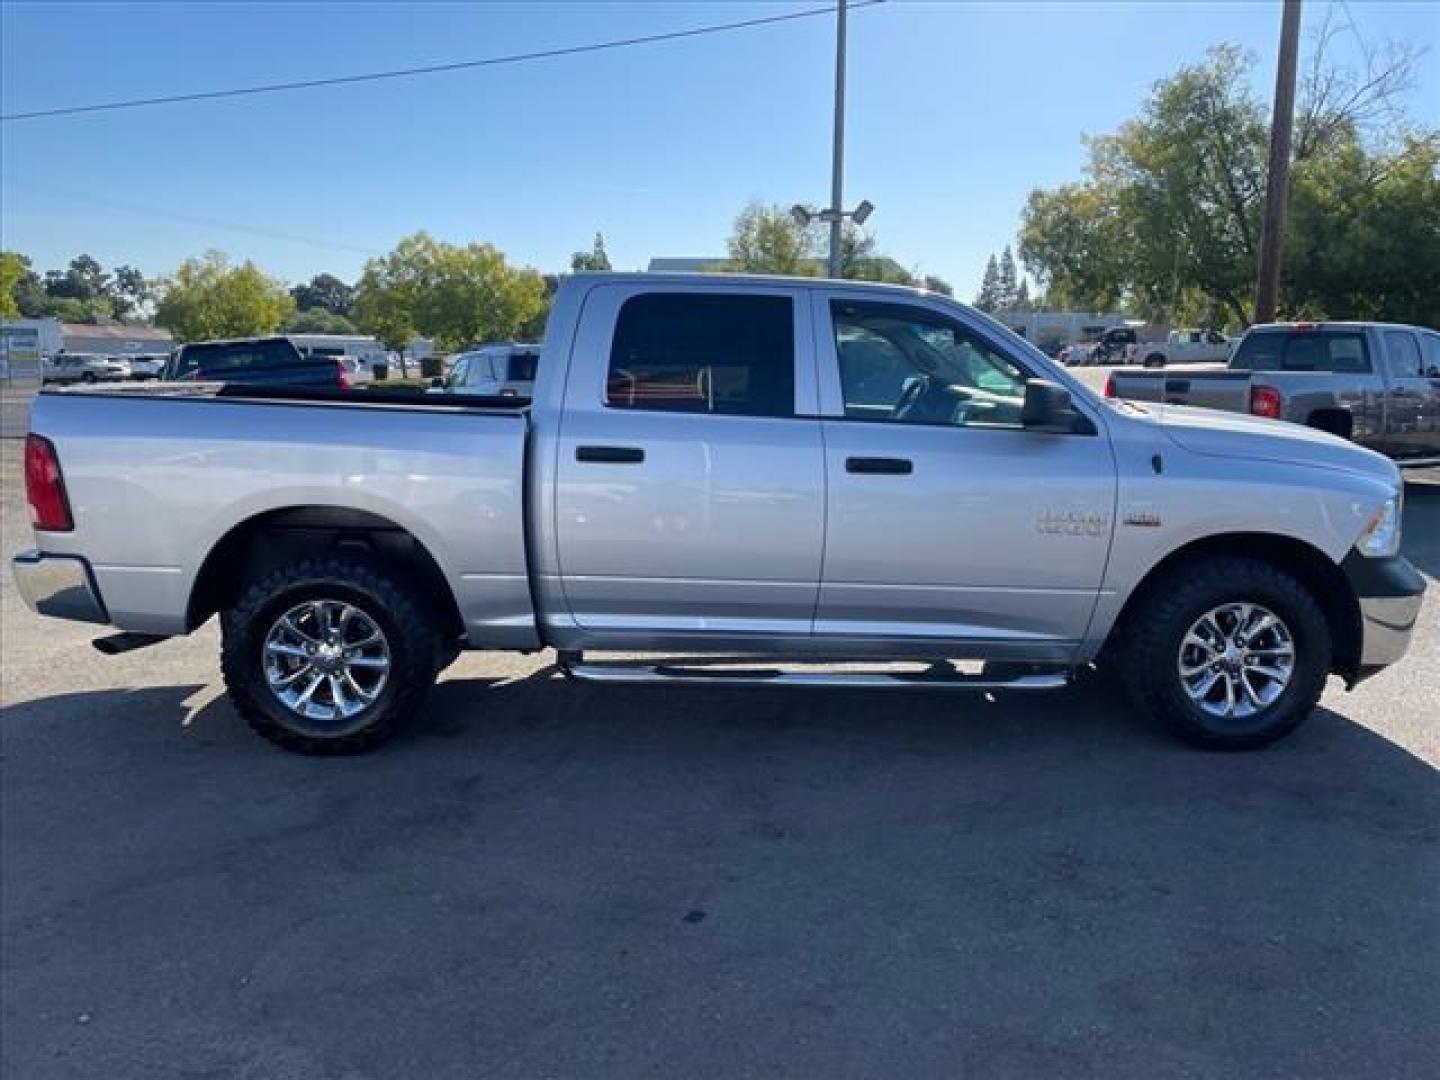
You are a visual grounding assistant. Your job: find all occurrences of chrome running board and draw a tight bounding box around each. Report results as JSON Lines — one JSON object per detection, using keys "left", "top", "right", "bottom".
{"left": 558, "top": 654, "right": 1069, "bottom": 692}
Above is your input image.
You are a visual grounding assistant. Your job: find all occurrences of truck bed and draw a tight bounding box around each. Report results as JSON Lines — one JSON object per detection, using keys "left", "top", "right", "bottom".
{"left": 27, "top": 385, "right": 537, "bottom": 646}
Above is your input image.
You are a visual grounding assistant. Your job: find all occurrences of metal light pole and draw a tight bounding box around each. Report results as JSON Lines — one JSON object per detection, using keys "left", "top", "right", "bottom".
{"left": 1254, "top": 0, "right": 1302, "bottom": 324}
{"left": 828, "top": 0, "right": 847, "bottom": 278}
{"left": 793, "top": 1, "right": 873, "bottom": 277}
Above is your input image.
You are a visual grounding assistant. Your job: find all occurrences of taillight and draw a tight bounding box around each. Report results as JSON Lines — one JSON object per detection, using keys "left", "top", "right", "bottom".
{"left": 1103, "top": 374, "right": 1116, "bottom": 398}
{"left": 336, "top": 359, "right": 353, "bottom": 390}
{"left": 24, "top": 434, "right": 73, "bottom": 532}
{"left": 1250, "top": 384, "right": 1283, "bottom": 419}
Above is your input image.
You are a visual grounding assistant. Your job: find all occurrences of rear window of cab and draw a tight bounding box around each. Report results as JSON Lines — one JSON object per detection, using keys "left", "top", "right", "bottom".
{"left": 1231, "top": 330, "right": 1371, "bottom": 373}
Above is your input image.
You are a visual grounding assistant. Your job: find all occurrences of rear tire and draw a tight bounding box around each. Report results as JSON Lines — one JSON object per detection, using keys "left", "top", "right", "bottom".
{"left": 1116, "top": 556, "right": 1330, "bottom": 750}
{"left": 221, "top": 554, "right": 441, "bottom": 755}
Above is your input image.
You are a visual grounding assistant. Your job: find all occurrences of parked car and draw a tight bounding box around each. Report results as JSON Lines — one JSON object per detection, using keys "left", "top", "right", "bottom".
{"left": 429, "top": 344, "right": 540, "bottom": 398}
{"left": 1104, "top": 321, "right": 1440, "bottom": 467}
{"left": 1093, "top": 327, "right": 1232, "bottom": 368}
{"left": 125, "top": 354, "right": 168, "bottom": 380}
{"left": 164, "top": 336, "right": 353, "bottom": 389}
{"left": 13, "top": 275, "right": 1424, "bottom": 756}
{"left": 40, "top": 353, "right": 129, "bottom": 385}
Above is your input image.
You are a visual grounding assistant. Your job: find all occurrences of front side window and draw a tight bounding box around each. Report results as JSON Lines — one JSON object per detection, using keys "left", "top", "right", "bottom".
{"left": 830, "top": 301, "right": 1029, "bottom": 427}
{"left": 606, "top": 293, "right": 794, "bottom": 417}
{"left": 1384, "top": 330, "right": 1422, "bottom": 378}
{"left": 1422, "top": 332, "right": 1440, "bottom": 376}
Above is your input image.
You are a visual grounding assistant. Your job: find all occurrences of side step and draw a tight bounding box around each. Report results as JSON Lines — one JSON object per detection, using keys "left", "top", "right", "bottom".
{"left": 558, "top": 654, "right": 1069, "bottom": 692}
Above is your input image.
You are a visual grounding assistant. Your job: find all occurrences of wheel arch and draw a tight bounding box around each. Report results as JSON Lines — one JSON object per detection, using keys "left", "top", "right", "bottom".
{"left": 1106, "top": 531, "right": 1362, "bottom": 680}
{"left": 186, "top": 505, "right": 464, "bottom": 638}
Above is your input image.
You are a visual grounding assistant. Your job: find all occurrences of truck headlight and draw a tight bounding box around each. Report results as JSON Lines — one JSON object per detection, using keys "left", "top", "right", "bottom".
{"left": 1356, "top": 495, "right": 1401, "bottom": 558}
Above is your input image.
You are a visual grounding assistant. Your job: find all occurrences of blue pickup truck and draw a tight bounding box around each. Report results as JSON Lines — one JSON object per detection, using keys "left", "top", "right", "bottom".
{"left": 164, "top": 336, "right": 353, "bottom": 389}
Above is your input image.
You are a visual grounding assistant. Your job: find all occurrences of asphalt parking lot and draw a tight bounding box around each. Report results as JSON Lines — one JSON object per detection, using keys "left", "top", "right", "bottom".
{"left": 2, "top": 437, "right": 1437, "bottom": 1079}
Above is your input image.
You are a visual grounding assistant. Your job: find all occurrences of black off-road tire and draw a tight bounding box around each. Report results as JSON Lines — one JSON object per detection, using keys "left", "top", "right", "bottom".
{"left": 221, "top": 554, "right": 441, "bottom": 755}
{"left": 1117, "top": 556, "right": 1331, "bottom": 750}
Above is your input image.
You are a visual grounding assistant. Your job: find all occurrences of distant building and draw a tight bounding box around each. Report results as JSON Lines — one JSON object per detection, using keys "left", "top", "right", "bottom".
{"left": 646, "top": 257, "right": 726, "bottom": 273}
{"left": 994, "top": 310, "right": 1160, "bottom": 355}
{"left": 59, "top": 321, "right": 174, "bottom": 358}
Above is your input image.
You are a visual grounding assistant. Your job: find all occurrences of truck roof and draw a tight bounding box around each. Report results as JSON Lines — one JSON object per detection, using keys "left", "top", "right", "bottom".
{"left": 1247, "top": 321, "right": 1429, "bottom": 333}
{"left": 567, "top": 270, "right": 938, "bottom": 298}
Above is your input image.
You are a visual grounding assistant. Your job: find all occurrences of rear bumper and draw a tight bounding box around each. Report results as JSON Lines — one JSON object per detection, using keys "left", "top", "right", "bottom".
{"left": 1341, "top": 552, "right": 1427, "bottom": 678}
{"left": 11, "top": 550, "right": 109, "bottom": 624}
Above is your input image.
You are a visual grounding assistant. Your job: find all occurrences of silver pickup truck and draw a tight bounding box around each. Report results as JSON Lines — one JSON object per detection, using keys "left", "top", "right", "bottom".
{"left": 13, "top": 275, "right": 1426, "bottom": 755}
{"left": 1105, "top": 322, "right": 1440, "bottom": 467}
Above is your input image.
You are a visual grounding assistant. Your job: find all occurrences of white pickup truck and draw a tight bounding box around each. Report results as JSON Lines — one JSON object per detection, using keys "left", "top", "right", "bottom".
{"left": 13, "top": 274, "right": 1425, "bottom": 755}
{"left": 1093, "top": 327, "right": 1233, "bottom": 368}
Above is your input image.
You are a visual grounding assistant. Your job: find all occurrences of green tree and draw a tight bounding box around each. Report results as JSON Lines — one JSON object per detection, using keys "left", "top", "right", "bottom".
{"left": 996, "top": 246, "right": 1020, "bottom": 311}
{"left": 282, "top": 307, "right": 358, "bottom": 334}
{"left": 724, "top": 201, "right": 817, "bottom": 275}
{"left": 974, "top": 254, "right": 1001, "bottom": 312}
{"left": 1019, "top": 43, "right": 1438, "bottom": 325}
{"left": 290, "top": 273, "right": 355, "bottom": 318}
{"left": 570, "top": 233, "right": 613, "bottom": 272}
{"left": 0, "top": 252, "right": 26, "bottom": 319}
{"left": 353, "top": 232, "right": 546, "bottom": 352}
{"left": 154, "top": 251, "right": 295, "bottom": 342}
{"left": 109, "top": 265, "right": 151, "bottom": 321}
{"left": 45, "top": 254, "right": 110, "bottom": 303}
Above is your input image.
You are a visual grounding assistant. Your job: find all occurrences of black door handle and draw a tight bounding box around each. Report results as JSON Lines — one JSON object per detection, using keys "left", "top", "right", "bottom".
{"left": 576, "top": 445, "right": 644, "bottom": 464}
{"left": 846, "top": 456, "right": 913, "bottom": 475}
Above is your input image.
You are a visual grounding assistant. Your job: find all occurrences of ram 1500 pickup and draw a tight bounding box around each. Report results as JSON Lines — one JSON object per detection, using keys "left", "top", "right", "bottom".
{"left": 13, "top": 275, "right": 1427, "bottom": 754}
{"left": 1105, "top": 321, "right": 1440, "bottom": 466}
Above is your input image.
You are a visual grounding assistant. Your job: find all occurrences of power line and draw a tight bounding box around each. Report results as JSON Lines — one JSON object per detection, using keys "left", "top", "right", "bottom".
{"left": 1, "top": 1, "right": 884, "bottom": 123}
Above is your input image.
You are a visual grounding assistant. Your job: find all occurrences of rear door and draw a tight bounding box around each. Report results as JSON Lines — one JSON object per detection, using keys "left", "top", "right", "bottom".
{"left": 1380, "top": 328, "right": 1440, "bottom": 459}
{"left": 811, "top": 291, "right": 1116, "bottom": 661}
{"left": 553, "top": 282, "right": 825, "bottom": 644}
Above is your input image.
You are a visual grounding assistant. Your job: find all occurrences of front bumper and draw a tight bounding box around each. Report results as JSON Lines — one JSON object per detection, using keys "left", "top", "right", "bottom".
{"left": 11, "top": 550, "right": 109, "bottom": 624}
{"left": 1341, "top": 552, "right": 1427, "bottom": 676}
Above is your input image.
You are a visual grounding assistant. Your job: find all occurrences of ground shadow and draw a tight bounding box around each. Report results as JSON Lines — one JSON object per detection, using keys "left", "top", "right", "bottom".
{"left": 3, "top": 673, "right": 1437, "bottom": 1078}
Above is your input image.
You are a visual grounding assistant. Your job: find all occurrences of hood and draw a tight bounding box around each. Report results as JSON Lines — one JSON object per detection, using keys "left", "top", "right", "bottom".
{"left": 1155, "top": 404, "right": 1399, "bottom": 483}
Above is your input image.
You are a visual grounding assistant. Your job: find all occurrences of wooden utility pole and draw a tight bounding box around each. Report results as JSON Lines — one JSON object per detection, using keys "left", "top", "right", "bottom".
{"left": 1254, "top": 0, "right": 1302, "bottom": 324}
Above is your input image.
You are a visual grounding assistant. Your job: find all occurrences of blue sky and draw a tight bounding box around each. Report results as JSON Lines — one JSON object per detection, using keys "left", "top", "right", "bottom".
{"left": 2, "top": 1, "right": 1437, "bottom": 299}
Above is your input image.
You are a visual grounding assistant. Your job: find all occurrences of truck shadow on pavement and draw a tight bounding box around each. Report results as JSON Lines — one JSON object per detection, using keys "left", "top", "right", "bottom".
{"left": 4, "top": 670, "right": 1437, "bottom": 1077}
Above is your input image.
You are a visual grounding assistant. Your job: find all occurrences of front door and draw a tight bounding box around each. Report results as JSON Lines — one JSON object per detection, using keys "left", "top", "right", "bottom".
{"left": 553, "top": 284, "right": 826, "bottom": 644}
{"left": 1381, "top": 328, "right": 1440, "bottom": 460}
{"left": 811, "top": 292, "right": 1116, "bottom": 661}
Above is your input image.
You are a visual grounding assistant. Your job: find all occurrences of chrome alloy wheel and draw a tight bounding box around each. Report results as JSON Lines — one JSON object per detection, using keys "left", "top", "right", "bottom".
{"left": 262, "top": 600, "right": 391, "bottom": 725}
{"left": 1177, "top": 602, "right": 1295, "bottom": 720}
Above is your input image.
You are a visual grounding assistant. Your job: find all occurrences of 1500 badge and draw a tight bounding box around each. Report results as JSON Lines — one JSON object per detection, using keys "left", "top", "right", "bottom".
{"left": 1034, "top": 508, "right": 1109, "bottom": 537}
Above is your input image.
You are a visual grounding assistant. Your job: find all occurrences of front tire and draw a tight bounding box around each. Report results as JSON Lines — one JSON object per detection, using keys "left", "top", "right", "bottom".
{"left": 221, "top": 555, "right": 441, "bottom": 754}
{"left": 1117, "top": 556, "right": 1331, "bottom": 750}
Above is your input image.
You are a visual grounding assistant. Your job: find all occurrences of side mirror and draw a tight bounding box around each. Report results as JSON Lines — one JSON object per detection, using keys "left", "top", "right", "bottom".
{"left": 1022, "top": 379, "right": 1088, "bottom": 434}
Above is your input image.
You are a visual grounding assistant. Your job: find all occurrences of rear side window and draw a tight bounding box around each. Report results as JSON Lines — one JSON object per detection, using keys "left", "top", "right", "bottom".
{"left": 1231, "top": 331, "right": 1371, "bottom": 373}
{"left": 606, "top": 293, "right": 794, "bottom": 417}
{"left": 179, "top": 340, "right": 299, "bottom": 374}
{"left": 1383, "top": 330, "right": 1422, "bottom": 377}
{"left": 506, "top": 351, "right": 539, "bottom": 382}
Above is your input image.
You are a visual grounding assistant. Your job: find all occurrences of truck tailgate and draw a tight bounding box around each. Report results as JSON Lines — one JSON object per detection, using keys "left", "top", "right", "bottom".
{"left": 1108, "top": 365, "right": 1251, "bottom": 411}
{"left": 26, "top": 389, "right": 536, "bottom": 646}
